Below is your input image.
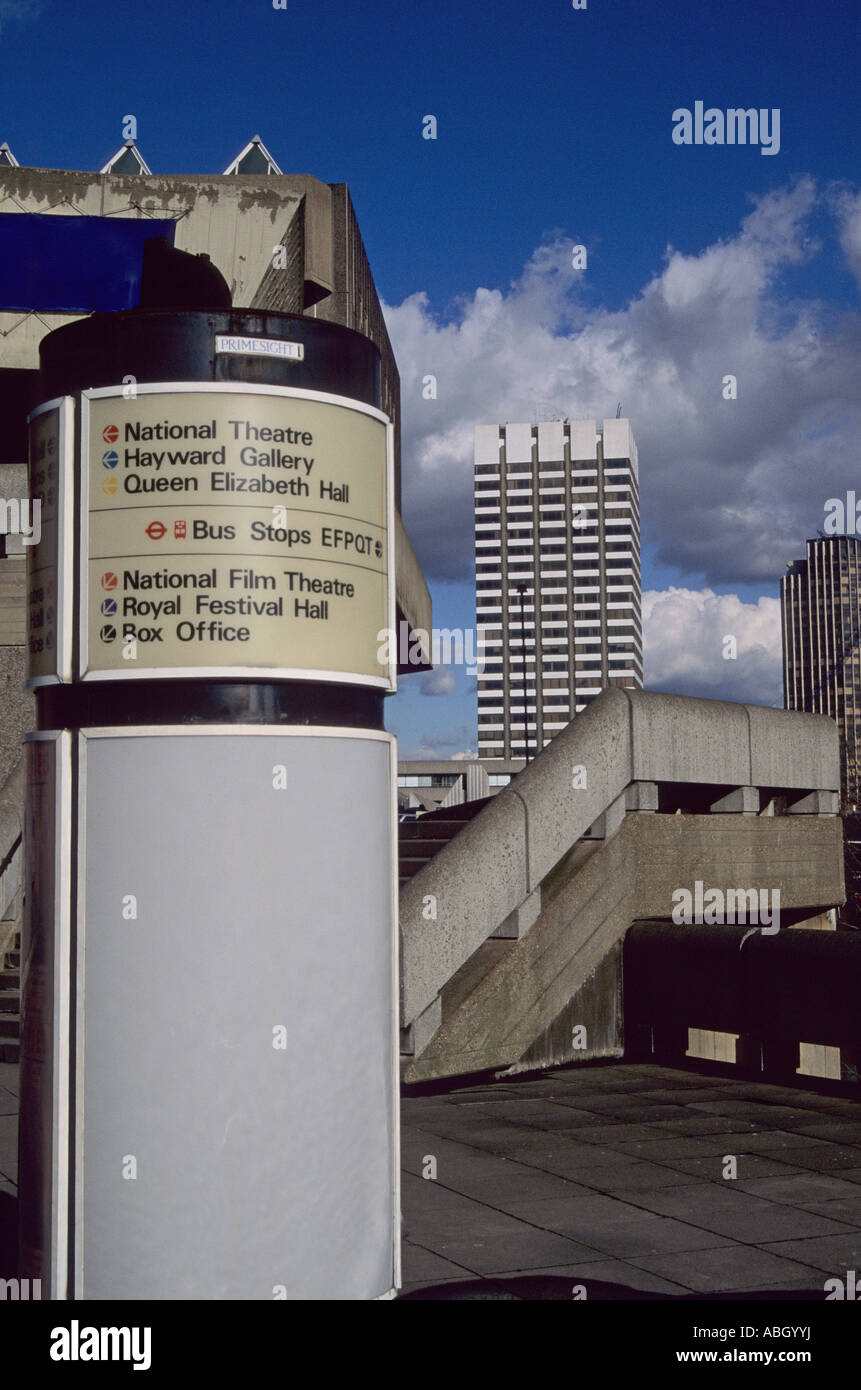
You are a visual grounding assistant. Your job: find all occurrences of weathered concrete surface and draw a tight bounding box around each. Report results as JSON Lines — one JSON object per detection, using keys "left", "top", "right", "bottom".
{"left": 402, "top": 812, "right": 844, "bottom": 1084}
{"left": 510, "top": 941, "right": 624, "bottom": 1075}
{"left": 0, "top": 653, "right": 30, "bottom": 795}
{"left": 400, "top": 791, "right": 528, "bottom": 1026}
{"left": 512, "top": 688, "right": 633, "bottom": 889}
{"left": 747, "top": 704, "right": 840, "bottom": 791}
{"left": 394, "top": 515, "right": 432, "bottom": 664}
{"left": 629, "top": 692, "right": 751, "bottom": 787}
{"left": 400, "top": 688, "right": 843, "bottom": 1037}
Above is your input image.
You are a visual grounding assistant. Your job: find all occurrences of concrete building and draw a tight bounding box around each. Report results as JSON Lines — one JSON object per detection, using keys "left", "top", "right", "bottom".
{"left": 0, "top": 138, "right": 433, "bottom": 1068}
{"left": 473, "top": 417, "right": 642, "bottom": 762}
{"left": 399, "top": 687, "right": 846, "bottom": 1083}
{"left": 397, "top": 757, "right": 523, "bottom": 816}
{"left": 781, "top": 535, "right": 861, "bottom": 811}
{"left": 0, "top": 137, "right": 432, "bottom": 779}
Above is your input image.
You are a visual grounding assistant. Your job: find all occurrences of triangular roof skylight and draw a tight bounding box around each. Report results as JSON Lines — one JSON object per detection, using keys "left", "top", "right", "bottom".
{"left": 100, "top": 141, "right": 152, "bottom": 176}
{"left": 223, "top": 135, "right": 282, "bottom": 176}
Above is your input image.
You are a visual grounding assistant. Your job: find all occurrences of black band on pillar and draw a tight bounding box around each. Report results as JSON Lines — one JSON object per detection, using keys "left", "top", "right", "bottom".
{"left": 36, "top": 681, "right": 386, "bottom": 730}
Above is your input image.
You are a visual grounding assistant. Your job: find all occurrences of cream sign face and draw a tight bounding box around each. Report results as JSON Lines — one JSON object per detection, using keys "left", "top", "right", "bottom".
{"left": 83, "top": 386, "right": 393, "bottom": 688}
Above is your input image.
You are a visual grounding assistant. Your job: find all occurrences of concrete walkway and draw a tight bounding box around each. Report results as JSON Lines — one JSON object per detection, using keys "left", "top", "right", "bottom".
{"left": 3, "top": 1058, "right": 861, "bottom": 1298}
{"left": 400, "top": 1061, "right": 861, "bottom": 1298}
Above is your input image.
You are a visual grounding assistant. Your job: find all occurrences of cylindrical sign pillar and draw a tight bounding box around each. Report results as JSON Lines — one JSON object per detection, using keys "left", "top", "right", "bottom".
{"left": 19, "top": 310, "right": 400, "bottom": 1299}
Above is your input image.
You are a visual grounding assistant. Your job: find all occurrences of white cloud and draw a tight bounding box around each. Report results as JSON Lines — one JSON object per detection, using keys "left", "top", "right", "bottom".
{"left": 400, "top": 742, "right": 477, "bottom": 761}
{"left": 418, "top": 667, "right": 456, "bottom": 696}
{"left": 643, "top": 587, "right": 783, "bottom": 705}
{"left": 400, "top": 725, "right": 476, "bottom": 760}
{"left": 0, "top": 0, "right": 41, "bottom": 34}
{"left": 385, "top": 177, "right": 860, "bottom": 590}
{"left": 834, "top": 187, "right": 861, "bottom": 288}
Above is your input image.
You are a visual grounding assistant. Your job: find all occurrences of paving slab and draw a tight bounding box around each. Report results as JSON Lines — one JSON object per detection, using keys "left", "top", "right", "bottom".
{"left": 781, "top": 1121, "right": 861, "bottom": 1145}
{"left": 492, "top": 1135, "right": 619, "bottom": 1164}
{"left": 405, "top": 1222, "right": 604, "bottom": 1274}
{"left": 622, "top": 1183, "right": 855, "bottom": 1242}
{"left": 566, "top": 1122, "right": 671, "bottom": 1145}
{"left": 401, "top": 1137, "right": 597, "bottom": 1203}
{"left": 401, "top": 1241, "right": 477, "bottom": 1284}
{"left": 734, "top": 1173, "right": 861, "bottom": 1206}
{"left": 488, "top": 1259, "right": 692, "bottom": 1296}
{"left": 0, "top": 1114, "right": 17, "bottom": 1184}
{"left": 770, "top": 1144, "right": 861, "bottom": 1172}
{"left": 630, "top": 1244, "right": 827, "bottom": 1294}
{"left": 406, "top": 1116, "right": 530, "bottom": 1146}
{"left": 612, "top": 1135, "right": 737, "bottom": 1162}
{"left": 499, "top": 1193, "right": 734, "bottom": 1259}
{"left": 792, "top": 1196, "right": 861, "bottom": 1226}
{"left": 688, "top": 1101, "right": 835, "bottom": 1127}
{"left": 646, "top": 1114, "right": 761, "bottom": 1136}
{"left": 514, "top": 1107, "right": 637, "bottom": 1134}
{"left": 571, "top": 1159, "right": 704, "bottom": 1193}
{"left": 656, "top": 1155, "right": 806, "bottom": 1183}
{"left": 761, "top": 1231, "right": 861, "bottom": 1275}
{"left": 0, "top": 1064, "right": 18, "bottom": 1096}
{"left": 646, "top": 1129, "right": 832, "bottom": 1156}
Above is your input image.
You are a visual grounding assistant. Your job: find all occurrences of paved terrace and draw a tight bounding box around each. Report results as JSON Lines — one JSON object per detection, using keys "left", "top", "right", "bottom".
{"left": 2, "top": 1058, "right": 860, "bottom": 1298}
{"left": 399, "top": 1061, "right": 861, "bottom": 1299}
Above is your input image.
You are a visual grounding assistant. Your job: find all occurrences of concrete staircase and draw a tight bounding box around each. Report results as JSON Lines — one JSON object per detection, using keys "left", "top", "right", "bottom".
{"left": 0, "top": 756, "right": 24, "bottom": 1064}
{"left": 399, "top": 688, "right": 847, "bottom": 1084}
{"left": 398, "top": 797, "right": 491, "bottom": 888}
{"left": 0, "top": 927, "right": 20, "bottom": 1063}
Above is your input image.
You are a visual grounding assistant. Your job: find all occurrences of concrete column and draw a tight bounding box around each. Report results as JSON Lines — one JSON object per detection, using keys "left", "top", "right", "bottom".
{"left": 625, "top": 781, "right": 658, "bottom": 812}
{"left": 710, "top": 786, "right": 760, "bottom": 814}
{"left": 20, "top": 309, "right": 401, "bottom": 1301}
{"left": 787, "top": 790, "right": 840, "bottom": 814}
{"left": 491, "top": 886, "right": 542, "bottom": 940}
{"left": 400, "top": 995, "right": 442, "bottom": 1056}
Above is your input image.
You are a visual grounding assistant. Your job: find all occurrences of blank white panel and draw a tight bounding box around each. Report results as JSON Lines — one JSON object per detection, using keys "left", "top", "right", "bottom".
{"left": 568, "top": 421, "right": 598, "bottom": 460}
{"left": 474, "top": 425, "right": 501, "bottom": 466}
{"left": 537, "top": 422, "right": 564, "bottom": 462}
{"left": 602, "top": 418, "right": 637, "bottom": 479}
{"left": 78, "top": 730, "right": 396, "bottom": 1300}
{"left": 504, "top": 423, "right": 533, "bottom": 464}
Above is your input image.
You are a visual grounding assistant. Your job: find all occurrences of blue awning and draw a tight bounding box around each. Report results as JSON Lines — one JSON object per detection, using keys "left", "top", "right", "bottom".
{"left": 0, "top": 213, "right": 176, "bottom": 312}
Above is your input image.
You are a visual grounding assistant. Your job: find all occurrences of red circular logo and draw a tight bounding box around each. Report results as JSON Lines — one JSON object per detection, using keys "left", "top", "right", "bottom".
{"left": 145, "top": 521, "right": 167, "bottom": 540}
{"left": 102, "top": 425, "right": 119, "bottom": 443}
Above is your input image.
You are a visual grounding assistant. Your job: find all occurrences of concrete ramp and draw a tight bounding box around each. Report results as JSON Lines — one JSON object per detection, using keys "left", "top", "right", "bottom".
{"left": 400, "top": 689, "right": 845, "bottom": 1084}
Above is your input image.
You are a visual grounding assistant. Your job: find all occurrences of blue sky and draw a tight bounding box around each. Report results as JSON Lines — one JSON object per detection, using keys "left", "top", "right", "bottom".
{"left": 1, "top": 0, "right": 859, "bottom": 754}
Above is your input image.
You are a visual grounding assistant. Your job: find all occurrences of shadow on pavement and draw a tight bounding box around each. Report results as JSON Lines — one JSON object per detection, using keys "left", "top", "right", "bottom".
{"left": 399, "top": 1277, "right": 826, "bottom": 1301}
{"left": 0, "top": 1191, "right": 17, "bottom": 1278}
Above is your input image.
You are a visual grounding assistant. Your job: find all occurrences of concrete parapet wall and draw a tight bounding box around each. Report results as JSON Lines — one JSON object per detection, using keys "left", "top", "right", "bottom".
{"left": 399, "top": 790, "right": 528, "bottom": 1024}
{"left": 511, "top": 688, "right": 633, "bottom": 890}
{"left": 400, "top": 687, "right": 842, "bottom": 1033}
{"left": 746, "top": 703, "right": 840, "bottom": 791}
{"left": 628, "top": 691, "right": 751, "bottom": 786}
{"left": 403, "top": 810, "right": 846, "bottom": 1083}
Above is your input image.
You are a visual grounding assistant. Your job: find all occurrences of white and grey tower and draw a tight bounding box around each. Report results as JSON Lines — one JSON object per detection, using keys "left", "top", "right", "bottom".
{"left": 474, "top": 418, "right": 642, "bottom": 762}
